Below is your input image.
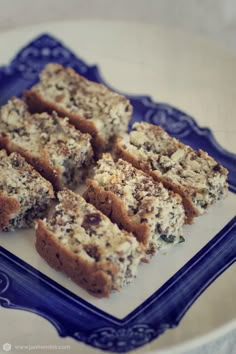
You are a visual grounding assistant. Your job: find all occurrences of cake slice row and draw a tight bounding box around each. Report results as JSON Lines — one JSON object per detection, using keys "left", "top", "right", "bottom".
{"left": 0, "top": 97, "right": 93, "bottom": 190}
{"left": 84, "top": 153, "right": 186, "bottom": 255}
{"left": 35, "top": 155, "right": 186, "bottom": 297}
{"left": 0, "top": 151, "right": 144, "bottom": 297}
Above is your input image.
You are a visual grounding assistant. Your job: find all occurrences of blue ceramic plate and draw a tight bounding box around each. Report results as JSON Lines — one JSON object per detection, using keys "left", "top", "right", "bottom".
{"left": 0, "top": 34, "right": 235, "bottom": 353}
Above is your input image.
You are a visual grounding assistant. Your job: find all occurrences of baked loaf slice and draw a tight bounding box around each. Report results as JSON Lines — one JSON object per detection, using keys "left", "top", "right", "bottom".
{"left": 84, "top": 154, "right": 185, "bottom": 255}
{"left": 0, "top": 150, "right": 54, "bottom": 231}
{"left": 24, "top": 63, "right": 133, "bottom": 154}
{"left": 36, "top": 189, "right": 144, "bottom": 297}
{"left": 0, "top": 97, "right": 93, "bottom": 190}
{"left": 114, "top": 122, "right": 228, "bottom": 223}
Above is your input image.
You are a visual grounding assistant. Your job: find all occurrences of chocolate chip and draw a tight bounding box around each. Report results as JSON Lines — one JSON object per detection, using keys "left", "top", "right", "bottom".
{"left": 84, "top": 112, "right": 93, "bottom": 119}
{"left": 140, "top": 218, "right": 148, "bottom": 223}
{"left": 197, "top": 151, "right": 202, "bottom": 157}
{"left": 144, "top": 142, "right": 152, "bottom": 152}
{"left": 212, "top": 163, "right": 221, "bottom": 172}
{"left": 84, "top": 244, "right": 100, "bottom": 261}
{"left": 190, "top": 154, "right": 197, "bottom": 160}
{"left": 82, "top": 213, "right": 102, "bottom": 230}
{"left": 55, "top": 84, "right": 64, "bottom": 90}
{"left": 11, "top": 159, "right": 20, "bottom": 168}
{"left": 155, "top": 224, "right": 162, "bottom": 234}
{"left": 162, "top": 166, "right": 171, "bottom": 173}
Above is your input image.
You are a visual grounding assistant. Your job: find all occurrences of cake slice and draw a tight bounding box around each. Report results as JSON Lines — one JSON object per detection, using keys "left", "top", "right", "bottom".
{"left": 114, "top": 122, "right": 228, "bottom": 223}
{"left": 0, "top": 150, "right": 54, "bottom": 231}
{"left": 36, "top": 189, "right": 144, "bottom": 297}
{"left": 0, "top": 97, "right": 93, "bottom": 190}
{"left": 84, "top": 154, "right": 185, "bottom": 255}
{"left": 24, "top": 63, "right": 133, "bottom": 154}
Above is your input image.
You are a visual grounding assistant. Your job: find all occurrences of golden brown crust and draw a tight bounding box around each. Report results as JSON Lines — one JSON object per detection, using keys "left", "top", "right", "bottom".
{"left": 0, "top": 135, "right": 62, "bottom": 190}
{"left": 0, "top": 134, "right": 9, "bottom": 151}
{"left": 83, "top": 179, "right": 150, "bottom": 247}
{"left": 24, "top": 90, "right": 105, "bottom": 156}
{"left": 114, "top": 139, "right": 198, "bottom": 224}
{"left": 0, "top": 194, "right": 20, "bottom": 230}
{"left": 36, "top": 220, "right": 120, "bottom": 298}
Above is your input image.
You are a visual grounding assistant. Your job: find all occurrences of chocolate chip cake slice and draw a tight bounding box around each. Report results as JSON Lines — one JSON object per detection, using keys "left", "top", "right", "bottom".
{"left": 0, "top": 97, "right": 93, "bottom": 190}
{"left": 36, "top": 189, "right": 144, "bottom": 297}
{"left": 0, "top": 150, "right": 54, "bottom": 231}
{"left": 114, "top": 122, "right": 228, "bottom": 223}
{"left": 84, "top": 154, "right": 185, "bottom": 255}
{"left": 24, "top": 63, "right": 132, "bottom": 154}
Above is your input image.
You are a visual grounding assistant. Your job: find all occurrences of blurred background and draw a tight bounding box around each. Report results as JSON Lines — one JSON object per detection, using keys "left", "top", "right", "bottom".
{"left": 0, "top": 0, "right": 236, "bottom": 54}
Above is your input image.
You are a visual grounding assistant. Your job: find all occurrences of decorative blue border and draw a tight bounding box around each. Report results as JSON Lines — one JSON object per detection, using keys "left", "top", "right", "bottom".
{"left": 1, "top": 218, "right": 235, "bottom": 352}
{"left": 0, "top": 34, "right": 236, "bottom": 352}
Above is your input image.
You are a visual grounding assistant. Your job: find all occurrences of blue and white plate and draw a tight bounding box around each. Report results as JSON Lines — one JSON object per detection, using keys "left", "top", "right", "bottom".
{"left": 0, "top": 22, "right": 235, "bottom": 354}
